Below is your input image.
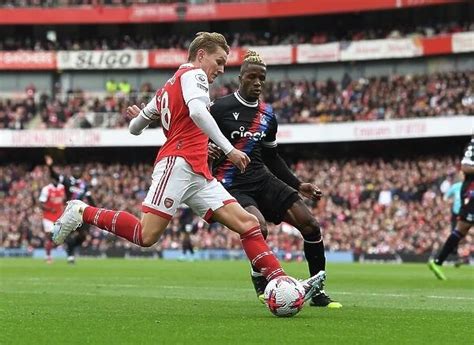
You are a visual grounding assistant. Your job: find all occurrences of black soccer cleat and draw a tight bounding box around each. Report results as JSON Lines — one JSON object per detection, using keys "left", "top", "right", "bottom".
{"left": 251, "top": 274, "right": 268, "bottom": 304}
{"left": 309, "top": 291, "right": 342, "bottom": 308}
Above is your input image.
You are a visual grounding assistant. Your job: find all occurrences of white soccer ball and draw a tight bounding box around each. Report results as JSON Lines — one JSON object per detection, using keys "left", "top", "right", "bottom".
{"left": 264, "top": 276, "right": 306, "bottom": 317}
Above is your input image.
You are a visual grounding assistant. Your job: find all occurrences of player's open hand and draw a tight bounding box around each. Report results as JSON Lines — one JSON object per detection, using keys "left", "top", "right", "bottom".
{"left": 299, "top": 183, "right": 323, "bottom": 201}
{"left": 208, "top": 143, "right": 224, "bottom": 161}
{"left": 126, "top": 103, "right": 145, "bottom": 120}
{"left": 227, "top": 148, "right": 250, "bottom": 173}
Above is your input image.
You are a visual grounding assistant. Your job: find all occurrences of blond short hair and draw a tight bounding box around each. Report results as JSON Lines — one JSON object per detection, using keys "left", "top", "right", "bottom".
{"left": 240, "top": 50, "right": 266, "bottom": 73}
{"left": 187, "top": 32, "right": 230, "bottom": 62}
{"left": 243, "top": 50, "right": 266, "bottom": 66}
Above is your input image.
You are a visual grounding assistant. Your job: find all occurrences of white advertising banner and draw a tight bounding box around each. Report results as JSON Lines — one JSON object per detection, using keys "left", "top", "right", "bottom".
{"left": 451, "top": 31, "right": 474, "bottom": 53}
{"left": 0, "top": 129, "right": 167, "bottom": 147}
{"left": 340, "top": 38, "right": 422, "bottom": 61}
{"left": 0, "top": 117, "right": 471, "bottom": 147}
{"left": 296, "top": 43, "right": 339, "bottom": 63}
{"left": 276, "top": 116, "right": 472, "bottom": 143}
{"left": 247, "top": 45, "right": 293, "bottom": 65}
{"left": 57, "top": 50, "right": 149, "bottom": 70}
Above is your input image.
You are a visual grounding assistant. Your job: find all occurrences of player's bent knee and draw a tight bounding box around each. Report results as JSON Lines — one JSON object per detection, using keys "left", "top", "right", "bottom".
{"left": 238, "top": 213, "right": 260, "bottom": 233}
{"left": 141, "top": 234, "right": 156, "bottom": 247}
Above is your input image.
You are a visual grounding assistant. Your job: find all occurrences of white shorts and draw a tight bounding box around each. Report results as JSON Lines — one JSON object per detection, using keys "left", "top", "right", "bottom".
{"left": 43, "top": 219, "right": 54, "bottom": 233}
{"left": 142, "top": 156, "right": 236, "bottom": 222}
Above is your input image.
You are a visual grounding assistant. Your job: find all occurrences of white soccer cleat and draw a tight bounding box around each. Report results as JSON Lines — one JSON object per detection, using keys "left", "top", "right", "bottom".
{"left": 52, "top": 200, "right": 87, "bottom": 245}
{"left": 300, "top": 271, "right": 326, "bottom": 302}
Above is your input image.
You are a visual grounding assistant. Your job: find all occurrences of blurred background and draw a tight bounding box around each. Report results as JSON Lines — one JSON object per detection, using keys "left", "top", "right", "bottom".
{"left": 0, "top": 0, "right": 473, "bottom": 264}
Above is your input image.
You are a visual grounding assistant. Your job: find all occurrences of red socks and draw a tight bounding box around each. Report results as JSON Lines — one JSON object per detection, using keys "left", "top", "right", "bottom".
{"left": 83, "top": 206, "right": 143, "bottom": 246}
{"left": 82, "top": 207, "right": 284, "bottom": 280}
{"left": 240, "top": 226, "right": 286, "bottom": 281}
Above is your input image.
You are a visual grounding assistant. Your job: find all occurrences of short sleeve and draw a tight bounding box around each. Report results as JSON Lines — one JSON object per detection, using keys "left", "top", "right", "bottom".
{"left": 262, "top": 113, "right": 278, "bottom": 148}
{"left": 181, "top": 69, "right": 210, "bottom": 106}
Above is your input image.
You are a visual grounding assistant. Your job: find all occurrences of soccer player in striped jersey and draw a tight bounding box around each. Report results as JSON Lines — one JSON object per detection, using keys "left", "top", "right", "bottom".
{"left": 209, "top": 51, "right": 341, "bottom": 308}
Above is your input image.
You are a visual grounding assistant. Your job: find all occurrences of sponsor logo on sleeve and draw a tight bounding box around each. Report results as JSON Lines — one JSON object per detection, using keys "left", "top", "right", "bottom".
{"left": 196, "top": 83, "right": 209, "bottom": 92}
{"left": 195, "top": 73, "right": 207, "bottom": 83}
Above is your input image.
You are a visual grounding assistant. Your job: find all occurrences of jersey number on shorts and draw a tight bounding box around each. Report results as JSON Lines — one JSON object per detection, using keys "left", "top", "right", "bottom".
{"left": 160, "top": 91, "right": 171, "bottom": 131}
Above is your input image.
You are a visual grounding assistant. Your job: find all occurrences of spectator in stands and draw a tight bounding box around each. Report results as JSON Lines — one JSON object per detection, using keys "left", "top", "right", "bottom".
{"left": 1, "top": 155, "right": 471, "bottom": 261}
{"left": 2, "top": 70, "right": 472, "bottom": 129}
{"left": 106, "top": 79, "right": 118, "bottom": 94}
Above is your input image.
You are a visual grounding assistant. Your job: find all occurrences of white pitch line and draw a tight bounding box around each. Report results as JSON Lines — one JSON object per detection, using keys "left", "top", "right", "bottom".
{"left": 3, "top": 281, "right": 474, "bottom": 301}
{"left": 333, "top": 291, "right": 474, "bottom": 301}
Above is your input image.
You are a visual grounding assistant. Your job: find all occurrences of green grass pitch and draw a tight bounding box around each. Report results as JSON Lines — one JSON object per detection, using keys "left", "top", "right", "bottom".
{"left": 1, "top": 259, "right": 473, "bottom": 345}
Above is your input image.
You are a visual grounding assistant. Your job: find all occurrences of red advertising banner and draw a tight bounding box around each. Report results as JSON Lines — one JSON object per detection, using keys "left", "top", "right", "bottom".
{"left": 1, "top": 32, "right": 474, "bottom": 70}
{"left": 0, "top": 0, "right": 463, "bottom": 25}
{"left": 0, "top": 51, "right": 56, "bottom": 70}
{"left": 421, "top": 35, "right": 452, "bottom": 56}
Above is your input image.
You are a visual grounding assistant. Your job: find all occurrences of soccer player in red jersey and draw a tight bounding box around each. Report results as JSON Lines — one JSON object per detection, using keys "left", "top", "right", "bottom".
{"left": 39, "top": 179, "right": 66, "bottom": 263}
{"left": 51, "top": 32, "right": 325, "bottom": 297}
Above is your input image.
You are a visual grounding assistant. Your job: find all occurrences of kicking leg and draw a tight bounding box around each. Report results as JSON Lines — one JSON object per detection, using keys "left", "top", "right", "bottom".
{"left": 212, "top": 202, "right": 286, "bottom": 282}
{"left": 244, "top": 205, "right": 269, "bottom": 303}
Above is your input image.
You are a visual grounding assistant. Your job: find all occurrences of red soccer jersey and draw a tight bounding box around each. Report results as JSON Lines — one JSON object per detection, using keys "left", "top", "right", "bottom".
{"left": 39, "top": 183, "right": 66, "bottom": 222}
{"left": 155, "top": 64, "right": 213, "bottom": 180}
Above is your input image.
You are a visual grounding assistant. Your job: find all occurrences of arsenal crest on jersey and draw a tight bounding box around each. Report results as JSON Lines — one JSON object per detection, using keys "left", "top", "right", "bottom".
{"left": 164, "top": 197, "right": 174, "bottom": 209}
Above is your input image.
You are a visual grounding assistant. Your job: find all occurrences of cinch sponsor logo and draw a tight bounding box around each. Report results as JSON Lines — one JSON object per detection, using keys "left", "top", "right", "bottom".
{"left": 230, "top": 126, "right": 266, "bottom": 141}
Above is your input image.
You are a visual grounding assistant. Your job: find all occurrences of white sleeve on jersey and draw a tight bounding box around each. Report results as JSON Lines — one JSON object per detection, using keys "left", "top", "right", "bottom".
{"left": 39, "top": 185, "right": 49, "bottom": 203}
{"left": 188, "top": 98, "right": 234, "bottom": 155}
{"left": 181, "top": 68, "right": 210, "bottom": 106}
{"left": 129, "top": 97, "right": 158, "bottom": 135}
{"left": 140, "top": 96, "right": 160, "bottom": 121}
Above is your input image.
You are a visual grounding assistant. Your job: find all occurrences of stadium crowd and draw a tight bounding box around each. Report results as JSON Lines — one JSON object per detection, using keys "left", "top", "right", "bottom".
{"left": 1, "top": 155, "right": 471, "bottom": 258}
{"left": 0, "top": 70, "right": 471, "bottom": 129}
{"left": 1, "top": 22, "right": 472, "bottom": 51}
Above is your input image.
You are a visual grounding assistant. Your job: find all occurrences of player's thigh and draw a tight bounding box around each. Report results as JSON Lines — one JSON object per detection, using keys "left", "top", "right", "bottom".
{"left": 142, "top": 156, "right": 191, "bottom": 228}
{"left": 212, "top": 202, "right": 259, "bottom": 235}
{"left": 185, "top": 179, "right": 258, "bottom": 234}
{"left": 258, "top": 175, "right": 301, "bottom": 224}
{"left": 458, "top": 200, "right": 474, "bottom": 234}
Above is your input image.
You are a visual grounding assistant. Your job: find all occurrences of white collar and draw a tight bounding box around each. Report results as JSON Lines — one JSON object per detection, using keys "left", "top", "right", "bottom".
{"left": 234, "top": 91, "right": 258, "bottom": 108}
{"left": 179, "top": 63, "right": 195, "bottom": 69}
